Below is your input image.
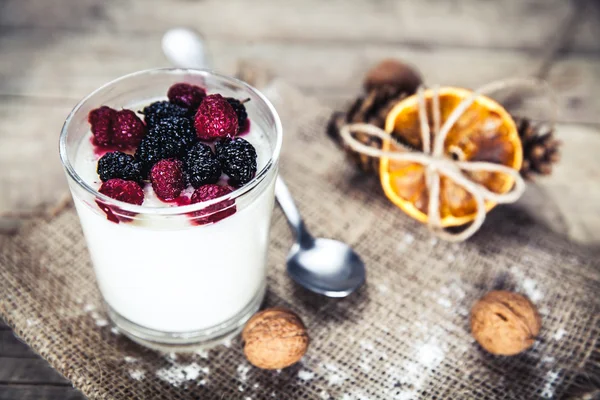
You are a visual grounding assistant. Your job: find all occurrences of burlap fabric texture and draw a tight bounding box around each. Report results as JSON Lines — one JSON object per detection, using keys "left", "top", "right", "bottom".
{"left": 0, "top": 80, "right": 598, "bottom": 400}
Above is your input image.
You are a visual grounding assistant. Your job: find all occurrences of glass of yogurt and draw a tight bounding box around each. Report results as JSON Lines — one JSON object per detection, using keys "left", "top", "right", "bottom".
{"left": 59, "top": 69, "right": 282, "bottom": 350}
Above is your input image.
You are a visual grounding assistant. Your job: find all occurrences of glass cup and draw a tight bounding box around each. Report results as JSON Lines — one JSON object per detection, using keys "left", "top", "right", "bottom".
{"left": 59, "top": 69, "right": 282, "bottom": 351}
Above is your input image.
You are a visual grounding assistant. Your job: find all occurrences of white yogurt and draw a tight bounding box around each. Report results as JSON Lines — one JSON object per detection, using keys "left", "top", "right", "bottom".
{"left": 72, "top": 120, "right": 275, "bottom": 333}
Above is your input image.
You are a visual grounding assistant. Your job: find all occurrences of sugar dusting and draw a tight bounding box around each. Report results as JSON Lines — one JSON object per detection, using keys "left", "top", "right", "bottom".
{"left": 237, "top": 364, "right": 251, "bottom": 382}
{"left": 553, "top": 328, "right": 567, "bottom": 341}
{"left": 397, "top": 234, "right": 415, "bottom": 253}
{"left": 541, "top": 370, "right": 560, "bottom": 399}
{"left": 298, "top": 369, "right": 315, "bottom": 381}
{"left": 129, "top": 369, "right": 145, "bottom": 381}
{"left": 322, "top": 363, "right": 347, "bottom": 386}
{"left": 510, "top": 266, "right": 544, "bottom": 302}
{"left": 395, "top": 338, "right": 445, "bottom": 400}
{"left": 156, "top": 362, "right": 209, "bottom": 388}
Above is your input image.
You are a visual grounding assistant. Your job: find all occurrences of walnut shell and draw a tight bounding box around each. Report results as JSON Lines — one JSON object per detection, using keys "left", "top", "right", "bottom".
{"left": 242, "top": 307, "right": 309, "bottom": 370}
{"left": 364, "top": 59, "right": 423, "bottom": 94}
{"left": 470, "top": 290, "right": 541, "bottom": 356}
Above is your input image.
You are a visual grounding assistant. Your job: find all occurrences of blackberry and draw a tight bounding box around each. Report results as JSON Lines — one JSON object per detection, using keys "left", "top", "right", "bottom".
{"left": 184, "top": 143, "right": 222, "bottom": 188}
{"left": 135, "top": 134, "right": 185, "bottom": 175}
{"left": 215, "top": 138, "right": 257, "bottom": 187}
{"left": 148, "top": 116, "right": 198, "bottom": 150}
{"left": 141, "top": 101, "right": 190, "bottom": 128}
{"left": 97, "top": 151, "right": 143, "bottom": 184}
{"left": 226, "top": 98, "right": 249, "bottom": 132}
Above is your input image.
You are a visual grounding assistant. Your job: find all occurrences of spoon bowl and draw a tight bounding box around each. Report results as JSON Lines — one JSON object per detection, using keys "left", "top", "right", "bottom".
{"left": 286, "top": 238, "right": 366, "bottom": 297}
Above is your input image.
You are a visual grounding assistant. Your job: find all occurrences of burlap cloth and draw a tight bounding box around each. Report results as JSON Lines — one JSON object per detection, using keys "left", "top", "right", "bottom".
{"left": 1, "top": 80, "right": 599, "bottom": 400}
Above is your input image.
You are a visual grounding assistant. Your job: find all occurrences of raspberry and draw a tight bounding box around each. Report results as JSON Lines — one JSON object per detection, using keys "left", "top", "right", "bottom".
{"left": 190, "top": 184, "right": 236, "bottom": 224}
{"left": 88, "top": 106, "right": 116, "bottom": 146}
{"left": 194, "top": 94, "right": 238, "bottom": 140}
{"left": 184, "top": 143, "right": 222, "bottom": 188}
{"left": 226, "top": 98, "right": 249, "bottom": 133}
{"left": 112, "top": 109, "right": 147, "bottom": 147}
{"left": 97, "top": 151, "right": 143, "bottom": 184}
{"left": 215, "top": 138, "right": 258, "bottom": 187}
{"left": 135, "top": 134, "right": 186, "bottom": 175}
{"left": 141, "top": 101, "right": 190, "bottom": 128}
{"left": 148, "top": 116, "right": 198, "bottom": 151}
{"left": 167, "top": 83, "right": 206, "bottom": 110}
{"left": 150, "top": 159, "right": 185, "bottom": 201}
{"left": 99, "top": 178, "right": 144, "bottom": 205}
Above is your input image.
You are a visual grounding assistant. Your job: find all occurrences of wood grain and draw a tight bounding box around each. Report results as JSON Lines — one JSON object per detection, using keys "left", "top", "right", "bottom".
{"left": 1, "top": 30, "right": 598, "bottom": 124}
{"left": 0, "top": 331, "right": 38, "bottom": 358}
{"left": 0, "top": 358, "right": 70, "bottom": 384}
{"left": 0, "top": 385, "right": 85, "bottom": 400}
{"left": 1, "top": 0, "right": 598, "bottom": 53}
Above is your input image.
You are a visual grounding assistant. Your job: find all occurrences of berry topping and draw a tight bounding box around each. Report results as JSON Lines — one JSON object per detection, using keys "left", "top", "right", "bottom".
{"left": 184, "top": 143, "right": 222, "bottom": 188}
{"left": 97, "top": 151, "right": 143, "bottom": 184}
{"left": 226, "top": 97, "right": 249, "bottom": 133}
{"left": 112, "top": 109, "right": 147, "bottom": 147}
{"left": 141, "top": 101, "right": 190, "bottom": 128}
{"left": 99, "top": 178, "right": 144, "bottom": 205}
{"left": 167, "top": 83, "right": 206, "bottom": 110}
{"left": 194, "top": 94, "right": 238, "bottom": 140}
{"left": 190, "top": 184, "right": 236, "bottom": 224}
{"left": 88, "top": 106, "right": 116, "bottom": 146}
{"left": 215, "top": 138, "right": 258, "bottom": 187}
{"left": 135, "top": 134, "right": 186, "bottom": 175}
{"left": 148, "top": 116, "right": 198, "bottom": 151}
{"left": 150, "top": 158, "right": 185, "bottom": 201}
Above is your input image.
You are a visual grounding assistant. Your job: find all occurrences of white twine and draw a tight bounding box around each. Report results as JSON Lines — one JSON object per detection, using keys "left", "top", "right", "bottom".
{"left": 339, "top": 78, "right": 556, "bottom": 242}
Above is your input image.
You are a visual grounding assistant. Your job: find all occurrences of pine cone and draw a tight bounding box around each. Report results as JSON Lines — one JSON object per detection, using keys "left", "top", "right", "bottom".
{"left": 515, "top": 118, "right": 561, "bottom": 180}
{"left": 327, "top": 84, "right": 409, "bottom": 173}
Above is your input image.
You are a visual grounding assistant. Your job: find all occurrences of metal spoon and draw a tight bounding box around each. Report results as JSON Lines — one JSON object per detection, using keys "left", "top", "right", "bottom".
{"left": 162, "top": 28, "right": 366, "bottom": 297}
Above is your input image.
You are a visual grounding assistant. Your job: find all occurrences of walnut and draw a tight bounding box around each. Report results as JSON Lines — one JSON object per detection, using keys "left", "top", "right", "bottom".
{"left": 364, "top": 59, "right": 423, "bottom": 94}
{"left": 470, "top": 290, "right": 542, "bottom": 356}
{"left": 242, "top": 307, "right": 309, "bottom": 370}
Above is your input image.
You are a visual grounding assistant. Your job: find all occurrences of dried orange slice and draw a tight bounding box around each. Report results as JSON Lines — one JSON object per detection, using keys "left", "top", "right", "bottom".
{"left": 380, "top": 87, "right": 522, "bottom": 227}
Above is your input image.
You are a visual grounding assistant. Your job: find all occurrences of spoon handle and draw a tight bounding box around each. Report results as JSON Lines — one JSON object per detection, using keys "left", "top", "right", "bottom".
{"left": 275, "top": 176, "right": 312, "bottom": 245}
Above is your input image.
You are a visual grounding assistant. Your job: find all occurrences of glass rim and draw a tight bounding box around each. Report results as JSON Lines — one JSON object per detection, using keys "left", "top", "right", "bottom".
{"left": 59, "top": 68, "right": 282, "bottom": 215}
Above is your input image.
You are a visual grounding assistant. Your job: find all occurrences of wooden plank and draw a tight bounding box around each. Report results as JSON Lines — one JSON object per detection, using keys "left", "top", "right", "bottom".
{"left": 0, "top": 358, "right": 70, "bottom": 385}
{"left": 0, "top": 385, "right": 85, "bottom": 400}
{"left": 1, "top": 0, "right": 598, "bottom": 53}
{"left": 0, "top": 320, "right": 9, "bottom": 331}
{"left": 0, "top": 30, "right": 598, "bottom": 125}
{"left": 0, "top": 331, "right": 38, "bottom": 358}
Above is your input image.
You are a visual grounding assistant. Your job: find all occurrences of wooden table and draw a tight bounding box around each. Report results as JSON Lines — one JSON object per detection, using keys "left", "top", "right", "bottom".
{"left": 1, "top": 0, "right": 599, "bottom": 398}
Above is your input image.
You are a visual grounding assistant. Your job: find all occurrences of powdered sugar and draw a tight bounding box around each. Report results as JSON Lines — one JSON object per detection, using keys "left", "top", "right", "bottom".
{"left": 156, "top": 363, "right": 208, "bottom": 387}
{"left": 359, "top": 339, "right": 374, "bottom": 351}
{"left": 510, "top": 266, "right": 544, "bottom": 302}
{"left": 437, "top": 297, "right": 452, "bottom": 308}
{"left": 522, "top": 278, "right": 543, "bottom": 302}
{"left": 322, "top": 363, "right": 347, "bottom": 386}
{"left": 237, "top": 364, "right": 251, "bottom": 382}
{"left": 298, "top": 369, "right": 315, "bottom": 381}
{"left": 541, "top": 370, "right": 560, "bottom": 399}
{"left": 394, "top": 338, "right": 445, "bottom": 399}
{"left": 195, "top": 349, "right": 209, "bottom": 359}
{"left": 397, "top": 233, "right": 415, "bottom": 253}
{"left": 83, "top": 304, "right": 95, "bottom": 312}
{"left": 128, "top": 369, "right": 145, "bottom": 381}
{"left": 553, "top": 328, "right": 567, "bottom": 341}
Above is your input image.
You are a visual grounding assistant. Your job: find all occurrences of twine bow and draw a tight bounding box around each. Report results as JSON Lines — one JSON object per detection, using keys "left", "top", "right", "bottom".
{"left": 339, "top": 79, "right": 555, "bottom": 242}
